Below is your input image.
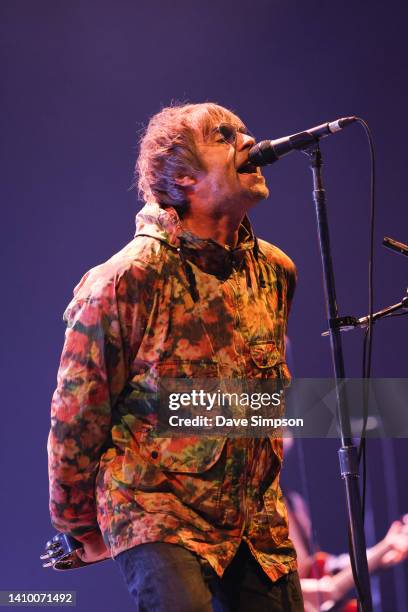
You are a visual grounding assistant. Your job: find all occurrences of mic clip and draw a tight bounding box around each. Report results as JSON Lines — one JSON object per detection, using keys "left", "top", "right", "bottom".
{"left": 329, "top": 315, "right": 360, "bottom": 332}
{"left": 321, "top": 315, "right": 360, "bottom": 336}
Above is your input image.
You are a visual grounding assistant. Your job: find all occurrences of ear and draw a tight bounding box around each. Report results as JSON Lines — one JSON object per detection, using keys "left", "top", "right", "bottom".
{"left": 174, "top": 175, "right": 197, "bottom": 187}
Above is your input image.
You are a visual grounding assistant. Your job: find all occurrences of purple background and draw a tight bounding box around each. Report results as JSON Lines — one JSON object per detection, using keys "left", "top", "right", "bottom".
{"left": 2, "top": 1, "right": 407, "bottom": 610}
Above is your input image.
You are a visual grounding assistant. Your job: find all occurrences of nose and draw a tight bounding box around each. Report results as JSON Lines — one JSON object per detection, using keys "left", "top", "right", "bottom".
{"left": 236, "top": 132, "right": 256, "bottom": 151}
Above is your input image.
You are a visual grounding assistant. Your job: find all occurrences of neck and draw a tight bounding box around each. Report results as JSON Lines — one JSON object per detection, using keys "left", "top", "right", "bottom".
{"left": 181, "top": 209, "right": 245, "bottom": 248}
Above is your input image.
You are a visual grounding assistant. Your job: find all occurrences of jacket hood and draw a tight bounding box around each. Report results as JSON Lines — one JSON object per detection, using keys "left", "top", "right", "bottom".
{"left": 134, "top": 202, "right": 183, "bottom": 248}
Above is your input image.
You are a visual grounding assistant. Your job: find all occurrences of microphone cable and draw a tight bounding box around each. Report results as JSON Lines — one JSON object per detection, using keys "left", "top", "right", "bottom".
{"left": 355, "top": 117, "right": 376, "bottom": 524}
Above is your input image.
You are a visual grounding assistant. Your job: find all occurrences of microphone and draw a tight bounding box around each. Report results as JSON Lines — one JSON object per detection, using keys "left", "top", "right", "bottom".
{"left": 249, "top": 116, "right": 357, "bottom": 166}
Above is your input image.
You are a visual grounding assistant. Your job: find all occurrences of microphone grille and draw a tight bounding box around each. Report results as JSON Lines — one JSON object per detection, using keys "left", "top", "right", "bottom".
{"left": 249, "top": 141, "right": 279, "bottom": 166}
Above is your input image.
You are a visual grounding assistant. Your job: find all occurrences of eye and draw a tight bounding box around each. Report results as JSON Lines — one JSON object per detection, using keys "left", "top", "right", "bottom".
{"left": 216, "top": 124, "right": 237, "bottom": 144}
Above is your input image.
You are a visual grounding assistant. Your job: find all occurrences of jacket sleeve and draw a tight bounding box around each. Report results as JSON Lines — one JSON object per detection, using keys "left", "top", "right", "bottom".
{"left": 47, "top": 270, "right": 144, "bottom": 544}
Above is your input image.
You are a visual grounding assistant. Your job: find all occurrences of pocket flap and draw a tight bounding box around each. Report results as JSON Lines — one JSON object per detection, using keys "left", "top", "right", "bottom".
{"left": 156, "top": 360, "right": 219, "bottom": 378}
{"left": 139, "top": 434, "right": 227, "bottom": 473}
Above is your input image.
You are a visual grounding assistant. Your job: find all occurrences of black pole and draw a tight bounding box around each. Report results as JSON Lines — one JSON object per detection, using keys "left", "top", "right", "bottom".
{"left": 306, "top": 144, "right": 373, "bottom": 611}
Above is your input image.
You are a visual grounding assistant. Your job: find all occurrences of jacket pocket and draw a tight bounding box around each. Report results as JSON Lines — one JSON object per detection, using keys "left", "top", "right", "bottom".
{"left": 145, "top": 358, "right": 224, "bottom": 472}
{"left": 249, "top": 341, "right": 291, "bottom": 386}
{"left": 138, "top": 432, "right": 227, "bottom": 473}
{"left": 106, "top": 435, "right": 227, "bottom": 523}
{"left": 113, "top": 359, "right": 225, "bottom": 474}
{"left": 249, "top": 340, "right": 280, "bottom": 370}
{"left": 248, "top": 343, "right": 287, "bottom": 463}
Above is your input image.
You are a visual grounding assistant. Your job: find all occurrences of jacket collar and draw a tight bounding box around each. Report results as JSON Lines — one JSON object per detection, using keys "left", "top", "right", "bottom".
{"left": 134, "top": 202, "right": 256, "bottom": 278}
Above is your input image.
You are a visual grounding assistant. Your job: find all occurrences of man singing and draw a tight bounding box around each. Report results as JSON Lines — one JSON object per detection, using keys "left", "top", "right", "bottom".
{"left": 47, "top": 102, "right": 303, "bottom": 611}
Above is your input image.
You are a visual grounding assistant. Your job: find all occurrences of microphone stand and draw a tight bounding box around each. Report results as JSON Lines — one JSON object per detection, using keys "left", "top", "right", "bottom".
{"left": 304, "top": 143, "right": 373, "bottom": 611}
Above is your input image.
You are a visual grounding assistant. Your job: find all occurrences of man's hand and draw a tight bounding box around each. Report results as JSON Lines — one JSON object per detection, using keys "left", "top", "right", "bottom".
{"left": 75, "top": 531, "right": 111, "bottom": 564}
{"left": 379, "top": 515, "right": 408, "bottom": 567}
{"left": 301, "top": 576, "right": 339, "bottom": 611}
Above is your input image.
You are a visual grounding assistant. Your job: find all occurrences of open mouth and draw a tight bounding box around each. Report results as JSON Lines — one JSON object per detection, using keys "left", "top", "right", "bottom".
{"left": 237, "top": 161, "right": 258, "bottom": 174}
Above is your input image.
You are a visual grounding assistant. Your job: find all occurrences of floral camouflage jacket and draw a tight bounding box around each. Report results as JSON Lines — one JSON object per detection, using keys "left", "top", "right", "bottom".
{"left": 48, "top": 202, "right": 298, "bottom": 581}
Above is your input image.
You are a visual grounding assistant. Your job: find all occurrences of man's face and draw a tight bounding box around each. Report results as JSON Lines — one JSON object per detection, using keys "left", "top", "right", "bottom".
{"left": 188, "top": 117, "right": 269, "bottom": 214}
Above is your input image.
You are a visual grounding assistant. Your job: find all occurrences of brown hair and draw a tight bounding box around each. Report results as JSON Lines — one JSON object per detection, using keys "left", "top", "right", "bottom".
{"left": 136, "top": 102, "right": 244, "bottom": 210}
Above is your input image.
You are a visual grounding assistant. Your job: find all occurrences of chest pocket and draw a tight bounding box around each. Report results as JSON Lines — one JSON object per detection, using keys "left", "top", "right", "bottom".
{"left": 248, "top": 340, "right": 290, "bottom": 382}
{"left": 248, "top": 342, "right": 289, "bottom": 464}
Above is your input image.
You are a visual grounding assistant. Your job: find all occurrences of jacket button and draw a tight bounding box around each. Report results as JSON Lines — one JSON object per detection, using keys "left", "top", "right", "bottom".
{"left": 151, "top": 451, "right": 159, "bottom": 459}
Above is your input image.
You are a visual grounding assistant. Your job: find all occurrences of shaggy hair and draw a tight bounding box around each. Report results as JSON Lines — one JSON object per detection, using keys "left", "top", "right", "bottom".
{"left": 136, "top": 102, "right": 244, "bottom": 212}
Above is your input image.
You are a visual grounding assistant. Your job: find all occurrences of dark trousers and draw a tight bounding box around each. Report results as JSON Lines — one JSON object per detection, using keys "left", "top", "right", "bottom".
{"left": 114, "top": 540, "right": 304, "bottom": 612}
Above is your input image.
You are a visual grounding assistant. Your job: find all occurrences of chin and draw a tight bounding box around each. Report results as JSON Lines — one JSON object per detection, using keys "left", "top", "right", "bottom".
{"left": 250, "top": 184, "right": 269, "bottom": 201}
